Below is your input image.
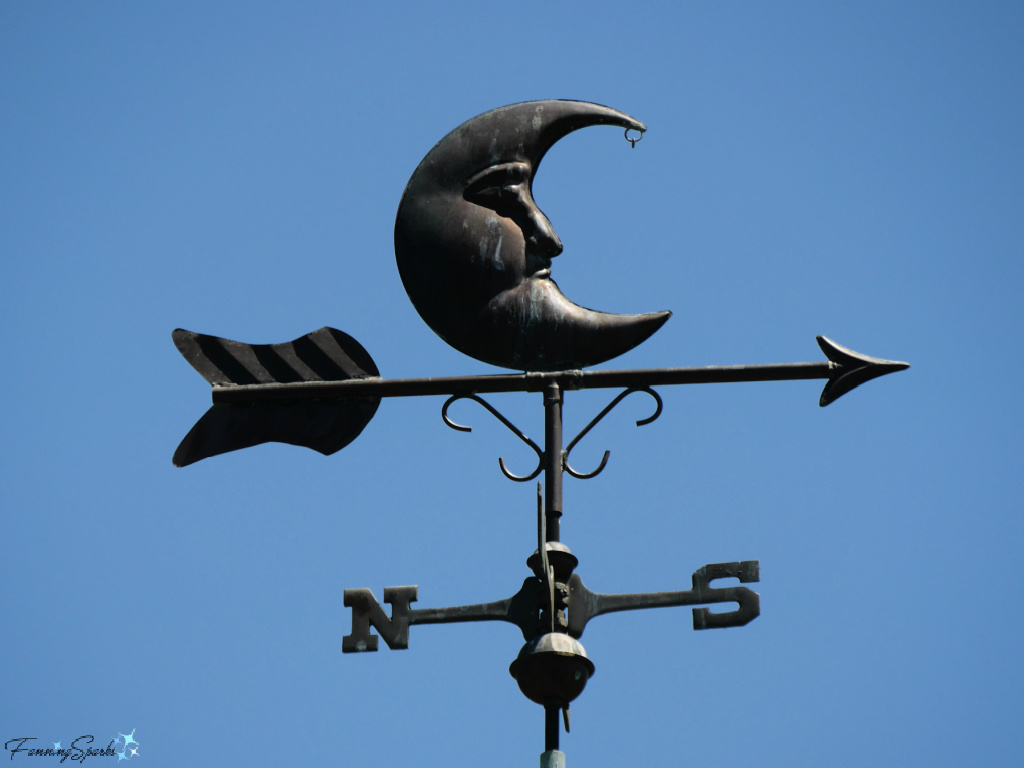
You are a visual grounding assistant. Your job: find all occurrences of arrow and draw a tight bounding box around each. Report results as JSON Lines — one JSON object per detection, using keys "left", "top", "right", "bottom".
{"left": 173, "top": 328, "right": 908, "bottom": 464}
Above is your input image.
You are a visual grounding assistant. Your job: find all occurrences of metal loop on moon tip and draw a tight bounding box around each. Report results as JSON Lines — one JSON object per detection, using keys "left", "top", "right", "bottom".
{"left": 441, "top": 392, "right": 543, "bottom": 482}
{"left": 624, "top": 127, "right": 645, "bottom": 148}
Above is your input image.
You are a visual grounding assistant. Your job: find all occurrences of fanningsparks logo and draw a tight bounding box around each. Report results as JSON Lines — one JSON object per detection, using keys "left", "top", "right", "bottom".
{"left": 4, "top": 730, "right": 140, "bottom": 762}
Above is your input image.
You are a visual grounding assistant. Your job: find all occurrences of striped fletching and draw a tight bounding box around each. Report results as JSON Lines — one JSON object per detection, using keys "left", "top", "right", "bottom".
{"left": 172, "top": 326, "right": 379, "bottom": 385}
{"left": 172, "top": 327, "right": 381, "bottom": 467}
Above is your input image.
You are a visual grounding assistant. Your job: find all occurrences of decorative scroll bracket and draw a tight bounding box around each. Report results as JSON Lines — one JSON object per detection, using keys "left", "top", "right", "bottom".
{"left": 562, "top": 386, "right": 662, "bottom": 479}
{"left": 442, "top": 393, "right": 544, "bottom": 481}
{"left": 441, "top": 386, "right": 664, "bottom": 483}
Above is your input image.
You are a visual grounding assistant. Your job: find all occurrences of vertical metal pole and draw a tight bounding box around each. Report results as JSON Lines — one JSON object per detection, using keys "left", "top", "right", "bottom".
{"left": 544, "top": 703, "right": 560, "bottom": 752}
{"left": 543, "top": 382, "right": 565, "bottom": 761}
{"left": 543, "top": 382, "right": 563, "bottom": 543}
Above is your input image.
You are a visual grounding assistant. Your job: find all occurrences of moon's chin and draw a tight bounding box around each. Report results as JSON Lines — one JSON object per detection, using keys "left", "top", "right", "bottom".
{"left": 455, "top": 278, "right": 670, "bottom": 371}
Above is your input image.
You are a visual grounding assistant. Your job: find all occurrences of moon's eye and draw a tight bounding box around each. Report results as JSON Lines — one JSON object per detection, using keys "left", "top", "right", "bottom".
{"left": 465, "top": 163, "right": 531, "bottom": 214}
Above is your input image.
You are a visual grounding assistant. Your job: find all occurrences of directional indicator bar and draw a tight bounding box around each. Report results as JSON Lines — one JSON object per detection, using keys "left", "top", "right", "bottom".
{"left": 208, "top": 336, "right": 907, "bottom": 407}
{"left": 567, "top": 561, "right": 761, "bottom": 638}
{"left": 342, "top": 579, "right": 543, "bottom": 653}
{"left": 342, "top": 561, "right": 760, "bottom": 653}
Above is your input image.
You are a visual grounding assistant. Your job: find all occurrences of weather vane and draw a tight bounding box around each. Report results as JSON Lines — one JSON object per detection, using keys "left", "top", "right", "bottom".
{"left": 173, "top": 100, "right": 908, "bottom": 767}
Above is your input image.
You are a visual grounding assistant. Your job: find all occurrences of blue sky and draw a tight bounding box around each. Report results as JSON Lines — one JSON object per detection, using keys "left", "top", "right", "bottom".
{"left": 2, "top": 3, "right": 1022, "bottom": 766}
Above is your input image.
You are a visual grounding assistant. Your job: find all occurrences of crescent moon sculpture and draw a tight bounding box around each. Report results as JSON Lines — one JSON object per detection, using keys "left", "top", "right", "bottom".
{"left": 395, "top": 100, "right": 671, "bottom": 372}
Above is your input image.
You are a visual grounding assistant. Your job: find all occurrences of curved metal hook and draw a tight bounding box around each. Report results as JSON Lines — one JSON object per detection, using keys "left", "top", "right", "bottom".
{"left": 563, "top": 386, "right": 663, "bottom": 480}
{"left": 441, "top": 393, "right": 544, "bottom": 482}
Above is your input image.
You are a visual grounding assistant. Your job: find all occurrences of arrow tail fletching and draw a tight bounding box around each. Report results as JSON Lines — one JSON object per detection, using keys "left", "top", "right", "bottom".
{"left": 172, "top": 327, "right": 381, "bottom": 466}
{"left": 173, "top": 326, "right": 379, "bottom": 385}
{"left": 172, "top": 399, "right": 380, "bottom": 467}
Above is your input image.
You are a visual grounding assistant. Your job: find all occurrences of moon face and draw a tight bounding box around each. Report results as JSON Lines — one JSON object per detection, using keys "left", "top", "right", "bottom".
{"left": 395, "top": 100, "right": 670, "bottom": 371}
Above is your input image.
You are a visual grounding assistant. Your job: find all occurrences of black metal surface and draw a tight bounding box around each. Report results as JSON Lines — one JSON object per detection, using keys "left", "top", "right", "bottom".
{"left": 567, "top": 560, "right": 761, "bottom": 638}
{"left": 441, "top": 393, "right": 544, "bottom": 481}
{"left": 173, "top": 326, "right": 378, "bottom": 385}
{"left": 173, "top": 399, "right": 379, "bottom": 468}
{"left": 816, "top": 335, "right": 911, "bottom": 405}
{"left": 394, "top": 100, "right": 670, "bottom": 371}
{"left": 183, "top": 334, "right": 906, "bottom": 466}
{"left": 545, "top": 705, "right": 560, "bottom": 752}
{"left": 341, "top": 561, "right": 758, "bottom": 651}
{"left": 171, "top": 99, "right": 911, "bottom": 762}
{"left": 509, "top": 633, "right": 595, "bottom": 706}
{"left": 172, "top": 327, "right": 380, "bottom": 466}
{"left": 202, "top": 335, "right": 906, "bottom": 406}
{"left": 544, "top": 382, "right": 563, "bottom": 543}
{"left": 562, "top": 386, "right": 661, "bottom": 480}
{"left": 342, "top": 579, "right": 545, "bottom": 652}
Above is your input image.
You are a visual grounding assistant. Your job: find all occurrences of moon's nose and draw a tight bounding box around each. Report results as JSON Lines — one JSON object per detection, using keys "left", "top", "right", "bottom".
{"left": 528, "top": 211, "right": 563, "bottom": 257}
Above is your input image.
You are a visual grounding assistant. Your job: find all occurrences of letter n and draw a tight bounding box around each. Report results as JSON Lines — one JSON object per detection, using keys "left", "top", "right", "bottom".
{"left": 343, "top": 586, "right": 418, "bottom": 652}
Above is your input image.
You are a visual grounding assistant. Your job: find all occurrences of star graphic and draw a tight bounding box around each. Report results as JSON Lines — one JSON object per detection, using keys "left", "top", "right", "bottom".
{"left": 115, "top": 729, "right": 139, "bottom": 761}
{"left": 53, "top": 742, "right": 61, "bottom": 750}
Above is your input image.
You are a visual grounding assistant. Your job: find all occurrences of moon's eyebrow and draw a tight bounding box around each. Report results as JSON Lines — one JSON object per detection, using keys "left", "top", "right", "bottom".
{"left": 465, "top": 162, "right": 530, "bottom": 188}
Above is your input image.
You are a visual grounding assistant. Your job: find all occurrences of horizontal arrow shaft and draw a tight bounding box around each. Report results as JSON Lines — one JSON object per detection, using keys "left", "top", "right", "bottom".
{"left": 212, "top": 361, "right": 834, "bottom": 404}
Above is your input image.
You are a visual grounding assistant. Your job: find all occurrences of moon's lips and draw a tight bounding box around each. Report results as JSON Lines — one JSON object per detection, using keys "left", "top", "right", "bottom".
{"left": 394, "top": 99, "right": 671, "bottom": 371}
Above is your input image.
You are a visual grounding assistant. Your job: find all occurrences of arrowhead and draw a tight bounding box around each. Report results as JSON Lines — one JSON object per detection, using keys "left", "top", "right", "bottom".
{"left": 817, "top": 336, "right": 909, "bottom": 406}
